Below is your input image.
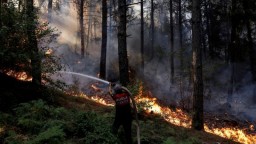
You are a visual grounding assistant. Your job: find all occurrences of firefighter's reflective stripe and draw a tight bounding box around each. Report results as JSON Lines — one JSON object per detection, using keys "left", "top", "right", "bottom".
{"left": 113, "top": 93, "right": 130, "bottom": 106}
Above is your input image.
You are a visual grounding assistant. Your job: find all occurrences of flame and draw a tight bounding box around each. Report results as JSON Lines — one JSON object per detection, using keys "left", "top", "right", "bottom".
{"left": 68, "top": 83, "right": 256, "bottom": 143}
{"left": 6, "top": 71, "right": 32, "bottom": 81}
{"left": 66, "top": 90, "right": 114, "bottom": 107}
{"left": 136, "top": 96, "right": 191, "bottom": 127}
{"left": 91, "top": 96, "right": 114, "bottom": 106}
{"left": 136, "top": 96, "right": 256, "bottom": 143}
{"left": 134, "top": 85, "right": 256, "bottom": 144}
{"left": 204, "top": 126, "right": 256, "bottom": 144}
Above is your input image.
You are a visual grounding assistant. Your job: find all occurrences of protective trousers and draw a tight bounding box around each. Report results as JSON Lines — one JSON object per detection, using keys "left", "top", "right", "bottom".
{"left": 112, "top": 105, "right": 132, "bottom": 144}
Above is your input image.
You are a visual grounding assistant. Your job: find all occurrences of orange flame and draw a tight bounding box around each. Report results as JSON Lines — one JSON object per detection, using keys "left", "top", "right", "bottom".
{"left": 135, "top": 94, "right": 256, "bottom": 144}
{"left": 136, "top": 96, "right": 191, "bottom": 127}
{"left": 67, "top": 91, "right": 114, "bottom": 107}
{"left": 6, "top": 71, "right": 32, "bottom": 81}
{"left": 70, "top": 83, "right": 256, "bottom": 143}
{"left": 91, "top": 96, "right": 114, "bottom": 106}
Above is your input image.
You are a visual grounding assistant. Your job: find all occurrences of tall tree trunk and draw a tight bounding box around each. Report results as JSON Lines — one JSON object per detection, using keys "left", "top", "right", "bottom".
{"left": 86, "top": 0, "right": 91, "bottom": 55}
{"left": 191, "top": 0, "right": 204, "bottom": 131}
{"left": 224, "top": 0, "right": 229, "bottom": 62}
{"left": 80, "top": 0, "right": 85, "bottom": 58}
{"left": 100, "top": 0, "right": 107, "bottom": 79}
{"left": 0, "top": 1, "right": 2, "bottom": 29}
{"left": 204, "top": 0, "right": 214, "bottom": 59}
{"left": 27, "top": 0, "right": 41, "bottom": 86}
{"left": 140, "top": 0, "right": 144, "bottom": 72}
{"left": 118, "top": 0, "right": 129, "bottom": 86}
{"left": 243, "top": 0, "right": 256, "bottom": 103}
{"left": 0, "top": 0, "right": 7, "bottom": 26}
{"left": 0, "top": 0, "right": 3, "bottom": 45}
{"left": 243, "top": 1, "right": 256, "bottom": 82}
{"left": 150, "top": 0, "right": 154, "bottom": 60}
{"left": 228, "top": 0, "right": 238, "bottom": 102}
{"left": 109, "top": 0, "right": 113, "bottom": 38}
{"left": 178, "top": 0, "right": 183, "bottom": 70}
{"left": 48, "top": 0, "right": 52, "bottom": 22}
{"left": 18, "top": 0, "right": 23, "bottom": 11}
{"left": 169, "top": 0, "right": 174, "bottom": 84}
{"left": 178, "top": 0, "right": 184, "bottom": 105}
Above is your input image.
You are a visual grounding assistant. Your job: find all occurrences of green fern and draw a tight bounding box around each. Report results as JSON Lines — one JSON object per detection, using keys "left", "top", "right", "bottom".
{"left": 26, "top": 126, "right": 65, "bottom": 144}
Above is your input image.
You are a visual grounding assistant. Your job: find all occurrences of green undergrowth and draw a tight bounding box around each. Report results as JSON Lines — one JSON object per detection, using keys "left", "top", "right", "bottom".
{"left": 0, "top": 87, "right": 240, "bottom": 144}
{"left": 0, "top": 99, "right": 118, "bottom": 144}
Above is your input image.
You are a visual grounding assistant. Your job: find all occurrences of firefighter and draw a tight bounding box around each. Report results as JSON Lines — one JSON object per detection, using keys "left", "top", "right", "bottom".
{"left": 109, "top": 82, "right": 137, "bottom": 144}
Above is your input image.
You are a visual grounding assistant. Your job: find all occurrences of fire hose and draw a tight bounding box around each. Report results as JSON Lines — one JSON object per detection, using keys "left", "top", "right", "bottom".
{"left": 130, "top": 95, "right": 141, "bottom": 144}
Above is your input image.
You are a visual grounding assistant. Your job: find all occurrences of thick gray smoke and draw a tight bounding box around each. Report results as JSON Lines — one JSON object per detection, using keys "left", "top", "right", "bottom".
{"left": 38, "top": 0, "right": 256, "bottom": 122}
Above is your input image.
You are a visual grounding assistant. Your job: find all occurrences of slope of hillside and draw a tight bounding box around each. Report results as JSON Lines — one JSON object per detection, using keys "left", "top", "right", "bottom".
{"left": 0, "top": 73, "right": 242, "bottom": 144}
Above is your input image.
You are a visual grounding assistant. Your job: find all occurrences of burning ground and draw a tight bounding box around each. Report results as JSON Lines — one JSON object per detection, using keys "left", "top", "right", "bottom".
{"left": 63, "top": 80, "right": 256, "bottom": 144}
{"left": 0, "top": 73, "right": 255, "bottom": 143}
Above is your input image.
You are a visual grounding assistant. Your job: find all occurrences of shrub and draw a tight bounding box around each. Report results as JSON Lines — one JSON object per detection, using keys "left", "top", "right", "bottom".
{"left": 26, "top": 126, "right": 65, "bottom": 144}
{"left": 6, "top": 99, "right": 119, "bottom": 143}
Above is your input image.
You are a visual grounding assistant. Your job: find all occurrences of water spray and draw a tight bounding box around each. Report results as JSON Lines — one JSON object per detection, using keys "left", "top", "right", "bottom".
{"left": 57, "top": 71, "right": 110, "bottom": 85}
{"left": 57, "top": 71, "right": 140, "bottom": 144}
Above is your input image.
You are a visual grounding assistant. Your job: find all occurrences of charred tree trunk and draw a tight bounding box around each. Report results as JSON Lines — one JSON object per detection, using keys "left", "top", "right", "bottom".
{"left": 48, "top": 0, "right": 52, "bottom": 22}
{"left": 27, "top": 0, "right": 41, "bottom": 86}
{"left": 243, "top": 1, "right": 256, "bottom": 83}
{"left": 80, "top": 0, "right": 85, "bottom": 58}
{"left": 150, "top": 0, "right": 154, "bottom": 60}
{"left": 178, "top": 0, "right": 183, "bottom": 71}
{"left": 118, "top": 0, "right": 129, "bottom": 86}
{"left": 140, "top": 0, "right": 144, "bottom": 72}
{"left": 100, "top": 0, "right": 107, "bottom": 79}
{"left": 169, "top": 0, "right": 174, "bottom": 84}
{"left": 0, "top": 0, "right": 3, "bottom": 45}
{"left": 228, "top": 0, "right": 238, "bottom": 102}
{"left": 223, "top": 0, "right": 230, "bottom": 62}
{"left": 0, "top": 1, "right": 2, "bottom": 29}
{"left": 0, "top": 0, "right": 8, "bottom": 27}
{"left": 192, "top": 0, "right": 204, "bottom": 131}
{"left": 178, "top": 0, "right": 184, "bottom": 105}
{"left": 204, "top": 0, "right": 214, "bottom": 59}
{"left": 86, "top": 0, "right": 92, "bottom": 55}
{"left": 243, "top": 0, "right": 256, "bottom": 103}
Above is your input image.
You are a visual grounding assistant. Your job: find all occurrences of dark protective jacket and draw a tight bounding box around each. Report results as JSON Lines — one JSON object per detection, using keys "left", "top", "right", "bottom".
{"left": 111, "top": 86, "right": 132, "bottom": 120}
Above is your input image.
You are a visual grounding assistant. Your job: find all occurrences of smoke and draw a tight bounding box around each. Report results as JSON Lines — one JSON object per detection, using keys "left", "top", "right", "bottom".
{"left": 203, "top": 61, "right": 256, "bottom": 122}
{"left": 37, "top": 0, "right": 256, "bottom": 122}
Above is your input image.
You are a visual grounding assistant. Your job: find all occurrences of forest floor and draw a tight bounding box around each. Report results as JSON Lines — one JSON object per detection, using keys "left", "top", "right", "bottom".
{"left": 0, "top": 73, "right": 248, "bottom": 143}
